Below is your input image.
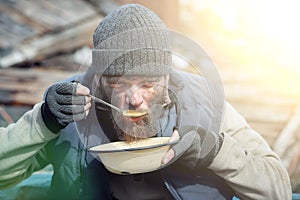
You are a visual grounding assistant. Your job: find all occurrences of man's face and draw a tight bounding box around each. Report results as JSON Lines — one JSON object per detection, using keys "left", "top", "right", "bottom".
{"left": 101, "top": 75, "right": 168, "bottom": 111}
{"left": 99, "top": 75, "right": 169, "bottom": 141}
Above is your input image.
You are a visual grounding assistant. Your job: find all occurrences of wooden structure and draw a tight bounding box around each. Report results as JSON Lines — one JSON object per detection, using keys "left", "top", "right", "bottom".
{"left": 0, "top": 0, "right": 299, "bottom": 192}
{"left": 0, "top": 0, "right": 103, "bottom": 68}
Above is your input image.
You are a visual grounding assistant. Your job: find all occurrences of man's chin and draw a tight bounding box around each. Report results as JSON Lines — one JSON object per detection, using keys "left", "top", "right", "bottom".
{"left": 116, "top": 119, "right": 157, "bottom": 141}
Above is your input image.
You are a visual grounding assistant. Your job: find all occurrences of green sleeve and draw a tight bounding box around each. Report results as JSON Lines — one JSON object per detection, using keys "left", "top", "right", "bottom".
{"left": 0, "top": 102, "right": 58, "bottom": 189}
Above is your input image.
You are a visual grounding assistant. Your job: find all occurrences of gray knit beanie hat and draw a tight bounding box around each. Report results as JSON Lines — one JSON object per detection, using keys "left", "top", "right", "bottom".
{"left": 91, "top": 4, "right": 172, "bottom": 76}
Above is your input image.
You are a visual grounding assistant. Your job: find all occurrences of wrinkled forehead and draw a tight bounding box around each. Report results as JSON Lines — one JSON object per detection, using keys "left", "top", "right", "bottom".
{"left": 101, "top": 75, "right": 167, "bottom": 84}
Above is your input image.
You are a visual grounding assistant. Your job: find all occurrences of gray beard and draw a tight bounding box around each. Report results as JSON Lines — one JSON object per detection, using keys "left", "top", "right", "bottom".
{"left": 95, "top": 82, "right": 165, "bottom": 142}
{"left": 110, "top": 98, "right": 165, "bottom": 142}
{"left": 111, "top": 111, "right": 157, "bottom": 142}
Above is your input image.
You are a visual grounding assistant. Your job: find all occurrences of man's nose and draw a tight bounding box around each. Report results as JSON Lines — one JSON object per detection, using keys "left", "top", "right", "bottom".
{"left": 126, "top": 92, "right": 143, "bottom": 109}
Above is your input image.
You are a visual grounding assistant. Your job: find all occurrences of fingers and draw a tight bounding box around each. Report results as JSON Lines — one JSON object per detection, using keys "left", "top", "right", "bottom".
{"left": 76, "top": 83, "right": 91, "bottom": 117}
{"left": 76, "top": 83, "right": 90, "bottom": 96}
{"left": 55, "top": 82, "right": 77, "bottom": 95}
{"left": 161, "top": 148, "right": 175, "bottom": 165}
{"left": 54, "top": 82, "right": 90, "bottom": 96}
{"left": 55, "top": 82, "right": 91, "bottom": 118}
{"left": 75, "top": 83, "right": 91, "bottom": 109}
{"left": 84, "top": 101, "right": 91, "bottom": 116}
{"left": 73, "top": 83, "right": 92, "bottom": 121}
{"left": 59, "top": 105, "right": 87, "bottom": 114}
{"left": 161, "top": 129, "right": 180, "bottom": 165}
{"left": 44, "top": 82, "right": 92, "bottom": 131}
{"left": 58, "top": 82, "right": 91, "bottom": 106}
{"left": 169, "top": 129, "right": 180, "bottom": 143}
{"left": 56, "top": 95, "right": 84, "bottom": 105}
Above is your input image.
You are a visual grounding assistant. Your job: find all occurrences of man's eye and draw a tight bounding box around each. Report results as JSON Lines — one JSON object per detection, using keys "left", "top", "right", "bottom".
{"left": 109, "top": 82, "right": 126, "bottom": 88}
{"left": 141, "top": 82, "right": 156, "bottom": 88}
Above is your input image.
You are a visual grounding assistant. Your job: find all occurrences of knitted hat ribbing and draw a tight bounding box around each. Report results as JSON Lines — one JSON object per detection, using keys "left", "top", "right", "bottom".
{"left": 91, "top": 4, "right": 172, "bottom": 76}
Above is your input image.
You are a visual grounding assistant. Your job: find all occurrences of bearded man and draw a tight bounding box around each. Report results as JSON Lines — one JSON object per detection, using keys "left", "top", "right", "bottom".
{"left": 0, "top": 4, "right": 291, "bottom": 200}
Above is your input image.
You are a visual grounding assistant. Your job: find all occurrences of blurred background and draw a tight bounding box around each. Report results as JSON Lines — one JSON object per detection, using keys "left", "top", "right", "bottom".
{"left": 0, "top": 0, "right": 299, "bottom": 196}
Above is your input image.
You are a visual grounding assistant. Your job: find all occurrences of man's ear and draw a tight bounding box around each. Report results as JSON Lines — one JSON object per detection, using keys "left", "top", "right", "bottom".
{"left": 163, "top": 75, "right": 171, "bottom": 106}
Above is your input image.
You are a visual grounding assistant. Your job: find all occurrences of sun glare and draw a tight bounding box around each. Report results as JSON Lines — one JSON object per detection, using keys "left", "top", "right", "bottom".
{"left": 180, "top": 0, "right": 300, "bottom": 93}
{"left": 248, "top": 0, "right": 300, "bottom": 73}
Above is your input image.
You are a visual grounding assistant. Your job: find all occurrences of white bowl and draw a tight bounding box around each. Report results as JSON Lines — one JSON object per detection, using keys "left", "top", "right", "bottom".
{"left": 89, "top": 137, "right": 178, "bottom": 175}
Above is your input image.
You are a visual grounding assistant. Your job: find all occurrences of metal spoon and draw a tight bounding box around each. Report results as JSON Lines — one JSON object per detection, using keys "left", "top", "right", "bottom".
{"left": 88, "top": 94, "right": 147, "bottom": 117}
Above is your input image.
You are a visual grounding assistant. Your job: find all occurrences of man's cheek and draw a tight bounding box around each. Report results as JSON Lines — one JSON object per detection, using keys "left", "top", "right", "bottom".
{"left": 141, "top": 89, "right": 158, "bottom": 101}
{"left": 102, "top": 88, "right": 113, "bottom": 100}
{"left": 148, "top": 91, "right": 164, "bottom": 105}
{"left": 112, "top": 94, "right": 127, "bottom": 108}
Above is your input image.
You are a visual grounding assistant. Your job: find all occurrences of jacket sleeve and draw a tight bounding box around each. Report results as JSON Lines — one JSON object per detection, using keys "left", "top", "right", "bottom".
{"left": 0, "top": 102, "right": 58, "bottom": 189}
{"left": 208, "top": 102, "right": 292, "bottom": 200}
